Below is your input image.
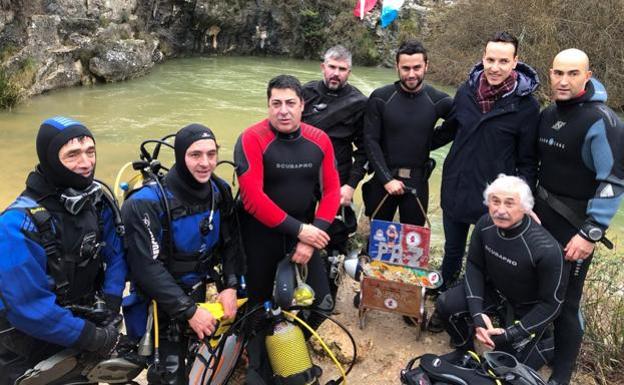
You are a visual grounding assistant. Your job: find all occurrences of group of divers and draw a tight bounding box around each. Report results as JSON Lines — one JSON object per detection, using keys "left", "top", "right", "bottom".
{"left": 0, "top": 32, "right": 623, "bottom": 385}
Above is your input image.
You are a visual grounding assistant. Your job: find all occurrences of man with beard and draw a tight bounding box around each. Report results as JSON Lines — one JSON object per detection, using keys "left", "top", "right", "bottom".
{"left": 302, "top": 45, "right": 367, "bottom": 299}
{"left": 435, "top": 174, "right": 566, "bottom": 371}
{"left": 534, "top": 49, "right": 624, "bottom": 385}
{"left": 434, "top": 32, "right": 540, "bottom": 294}
{"left": 122, "top": 124, "right": 242, "bottom": 385}
{"left": 363, "top": 39, "right": 453, "bottom": 226}
{"left": 0, "top": 116, "right": 126, "bottom": 384}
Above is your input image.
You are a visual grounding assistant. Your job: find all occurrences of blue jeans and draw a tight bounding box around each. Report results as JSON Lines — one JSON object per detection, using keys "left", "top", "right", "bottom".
{"left": 440, "top": 212, "right": 471, "bottom": 291}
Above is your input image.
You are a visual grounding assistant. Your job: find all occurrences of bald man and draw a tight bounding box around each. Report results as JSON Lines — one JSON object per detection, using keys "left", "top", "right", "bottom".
{"left": 535, "top": 49, "right": 624, "bottom": 385}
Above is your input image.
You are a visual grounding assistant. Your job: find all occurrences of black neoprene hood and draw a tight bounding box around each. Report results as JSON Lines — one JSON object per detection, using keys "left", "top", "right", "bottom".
{"left": 36, "top": 116, "right": 95, "bottom": 190}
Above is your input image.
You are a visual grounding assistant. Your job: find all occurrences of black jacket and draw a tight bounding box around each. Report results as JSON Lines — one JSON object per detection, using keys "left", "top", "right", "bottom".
{"left": 436, "top": 62, "right": 540, "bottom": 223}
{"left": 302, "top": 80, "right": 368, "bottom": 188}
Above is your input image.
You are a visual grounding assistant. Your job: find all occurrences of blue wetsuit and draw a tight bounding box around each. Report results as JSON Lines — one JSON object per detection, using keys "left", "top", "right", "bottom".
{"left": 535, "top": 77, "right": 624, "bottom": 384}
{"left": 0, "top": 171, "right": 126, "bottom": 383}
{"left": 122, "top": 169, "right": 240, "bottom": 385}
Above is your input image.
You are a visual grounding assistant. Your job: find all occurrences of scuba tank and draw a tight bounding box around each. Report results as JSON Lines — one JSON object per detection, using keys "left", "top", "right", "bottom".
{"left": 265, "top": 257, "right": 322, "bottom": 385}
{"left": 265, "top": 307, "right": 322, "bottom": 385}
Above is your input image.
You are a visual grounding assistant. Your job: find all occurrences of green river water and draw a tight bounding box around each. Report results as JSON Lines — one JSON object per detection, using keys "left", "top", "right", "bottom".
{"left": 0, "top": 56, "right": 622, "bottom": 241}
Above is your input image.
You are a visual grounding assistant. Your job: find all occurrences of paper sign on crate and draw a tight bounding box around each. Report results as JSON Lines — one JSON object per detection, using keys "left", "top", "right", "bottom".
{"left": 368, "top": 219, "right": 430, "bottom": 268}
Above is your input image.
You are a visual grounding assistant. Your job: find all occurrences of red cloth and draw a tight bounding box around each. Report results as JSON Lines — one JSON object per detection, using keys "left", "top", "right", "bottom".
{"left": 353, "top": 0, "right": 377, "bottom": 18}
{"left": 475, "top": 71, "right": 518, "bottom": 113}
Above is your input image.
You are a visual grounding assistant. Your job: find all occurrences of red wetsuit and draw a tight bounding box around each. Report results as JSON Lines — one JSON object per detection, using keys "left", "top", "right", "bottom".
{"left": 234, "top": 119, "right": 340, "bottom": 306}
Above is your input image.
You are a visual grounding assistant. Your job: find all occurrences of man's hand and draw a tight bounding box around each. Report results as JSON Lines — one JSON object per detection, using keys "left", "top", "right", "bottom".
{"left": 291, "top": 241, "right": 315, "bottom": 264}
{"left": 217, "top": 288, "right": 238, "bottom": 320}
{"left": 340, "top": 185, "right": 355, "bottom": 206}
{"left": 188, "top": 307, "right": 216, "bottom": 339}
{"left": 528, "top": 210, "right": 541, "bottom": 225}
{"left": 564, "top": 234, "right": 595, "bottom": 261}
{"left": 298, "top": 224, "right": 329, "bottom": 249}
{"left": 474, "top": 314, "right": 504, "bottom": 349}
{"left": 384, "top": 179, "right": 405, "bottom": 195}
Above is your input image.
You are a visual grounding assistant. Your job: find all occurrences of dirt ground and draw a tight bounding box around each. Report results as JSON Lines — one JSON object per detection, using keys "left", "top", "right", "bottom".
{"left": 132, "top": 274, "right": 600, "bottom": 385}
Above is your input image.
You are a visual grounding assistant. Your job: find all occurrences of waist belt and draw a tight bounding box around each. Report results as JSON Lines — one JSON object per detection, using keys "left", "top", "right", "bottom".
{"left": 391, "top": 158, "right": 436, "bottom": 180}
{"left": 536, "top": 186, "right": 613, "bottom": 249}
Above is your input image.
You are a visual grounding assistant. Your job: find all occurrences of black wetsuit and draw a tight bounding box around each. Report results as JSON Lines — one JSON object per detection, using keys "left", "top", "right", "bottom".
{"left": 535, "top": 78, "right": 624, "bottom": 384}
{"left": 363, "top": 81, "right": 452, "bottom": 224}
{"left": 302, "top": 80, "right": 368, "bottom": 190}
{"left": 234, "top": 119, "right": 340, "bottom": 307}
{"left": 302, "top": 80, "right": 367, "bottom": 299}
{"left": 235, "top": 119, "right": 340, "bottom": 383}
{"left": 436, "top": 214, "right": 567, "bottom": 370}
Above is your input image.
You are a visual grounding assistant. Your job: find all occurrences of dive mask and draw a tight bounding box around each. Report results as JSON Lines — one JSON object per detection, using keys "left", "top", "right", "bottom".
{"left": 60, "top": 182, "right": 103, "bottom": 215}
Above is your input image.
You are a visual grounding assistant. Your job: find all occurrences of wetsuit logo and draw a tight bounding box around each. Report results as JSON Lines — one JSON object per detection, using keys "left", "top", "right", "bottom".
{"left": 142, "top": 213, "right": 160, "bottom": 259}
{"left": 539, "top": 137, "right": 565, "bottom": 149}
{"left": 275, "top": 162, "right": 314, "bottom": 169}
{"left": 600, "top": 183, "right": 615, "bottom": 198}
{"left": 551, "top": 121, "right": 566, "bottom": 131}
{"left": 485, "top": 244, "right": 517, "bottom": 267}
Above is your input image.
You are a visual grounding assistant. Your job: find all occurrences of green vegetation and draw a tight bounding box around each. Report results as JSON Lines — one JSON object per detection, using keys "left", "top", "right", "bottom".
{"left": 0, "top": 56, "right": 37, "bottom": 110}
{"left": 579, "top": 243, "right": 624, "bottom": 384}
{"left": 425, "top": 0, "right": 624, "bottom": 111}
{"left": 0, "top": 67, "right": 21, "bottom": 109}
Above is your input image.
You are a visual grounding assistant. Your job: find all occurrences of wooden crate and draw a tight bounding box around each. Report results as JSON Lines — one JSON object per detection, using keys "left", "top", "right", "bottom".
{"left": 357, "top": 276, "right": 427, "bottom": 335}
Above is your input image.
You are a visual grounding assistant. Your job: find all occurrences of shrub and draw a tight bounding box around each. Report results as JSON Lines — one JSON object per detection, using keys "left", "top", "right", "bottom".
{"left": 425, "top": 0, "right": 624, "bottom": 111}
{"left": 579, "top": 243, "right": 624, "bottom": 384}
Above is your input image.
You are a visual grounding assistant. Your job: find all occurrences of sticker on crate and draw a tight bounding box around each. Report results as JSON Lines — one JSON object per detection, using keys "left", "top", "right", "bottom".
{"left": 368, "top": 219, "right": 430, "bottom": 268}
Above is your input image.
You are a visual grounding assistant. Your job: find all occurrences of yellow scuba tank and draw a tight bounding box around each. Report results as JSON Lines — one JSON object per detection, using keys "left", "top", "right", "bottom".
{"left": 265, "top": 310, "right": 321, "bottom": 385}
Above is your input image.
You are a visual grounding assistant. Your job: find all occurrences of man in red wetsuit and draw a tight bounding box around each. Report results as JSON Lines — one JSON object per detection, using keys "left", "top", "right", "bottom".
{"left": 235, "top": 74, "right": 340, "bottom": 383}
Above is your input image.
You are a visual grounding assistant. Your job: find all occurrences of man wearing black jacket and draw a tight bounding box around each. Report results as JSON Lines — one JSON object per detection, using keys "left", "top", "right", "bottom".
{"left": 364, "top": 40, "right": 453, "bottom": 226}
{"left": 434, "top": 32, "right": 540, "bottom": 291}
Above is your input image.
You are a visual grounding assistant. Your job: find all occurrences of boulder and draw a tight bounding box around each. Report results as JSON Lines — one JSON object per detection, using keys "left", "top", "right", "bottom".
{"left": 30, "top": 47, "right": 83, "bottom": 94}
{"left": 89, "top": 38, "right": 156, "bottom": 82}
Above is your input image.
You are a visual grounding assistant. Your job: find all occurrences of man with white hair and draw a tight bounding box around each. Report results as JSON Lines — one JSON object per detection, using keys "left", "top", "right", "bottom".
{"left": 435, "top": 174, "right": 568, "bottom": 370}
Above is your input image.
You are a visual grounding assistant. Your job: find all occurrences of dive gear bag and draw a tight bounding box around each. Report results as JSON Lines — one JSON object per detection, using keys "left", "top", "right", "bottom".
{"left": 400, "top": 350, "right": 547, "bottom": 385}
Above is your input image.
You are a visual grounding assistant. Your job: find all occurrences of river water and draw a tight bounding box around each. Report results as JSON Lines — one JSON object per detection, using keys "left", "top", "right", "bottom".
{"left": 0, "top": 56, "right": 622, "bottom": 239}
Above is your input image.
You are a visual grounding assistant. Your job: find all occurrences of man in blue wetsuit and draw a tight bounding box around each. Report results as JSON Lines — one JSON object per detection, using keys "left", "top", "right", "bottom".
{"left": 0, "top": 116, "right": 127, "bottom": 384}
{"left": 122, "top": 124, "right": 242, "bottom": 385}
{"left": 534, "top": 49, "right": 624, "bottom": 385}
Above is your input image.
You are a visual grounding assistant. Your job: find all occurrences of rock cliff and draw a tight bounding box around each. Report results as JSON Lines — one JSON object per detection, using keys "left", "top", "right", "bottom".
{"left": 0, "top": 0, "right": 427, "bottom": 108}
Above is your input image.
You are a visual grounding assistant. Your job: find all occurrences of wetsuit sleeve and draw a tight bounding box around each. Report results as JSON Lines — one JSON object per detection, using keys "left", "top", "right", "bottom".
{"left": 0, "top": 212, "right": 88, "bottom": 347}
{"left": 431, "top": 102, "right": 458, "bottom": 150}
{"left": 121, "top": 197, "right": 197, "bottom": 320}
{"left": 313, "top": 131, "right": 341, "bottom": 230}
{"left": 99, "top": 204, "right": 127, "bottom": 308}
{"left": 515, "top": 234, "right": 566, "bottom": 335}
{"left": 515, "top": 98, "right": 540, "bottom": 190}
{"left": 464, "top": 217, "right": 487, "bottom": 329}
{"left": 216, "top": 182, "right": 244, "bottom": 287}
{"left": 582, "top": 112, "right": 624, "bottom": 229}
{"left": 347, "top": 111, "right": 368, "bottom": 189}
{"left": 235, "top": 132, "right": 303, "bottom": 237}
{"left": 364, "top": 92, "right": 393, "bottom": 184}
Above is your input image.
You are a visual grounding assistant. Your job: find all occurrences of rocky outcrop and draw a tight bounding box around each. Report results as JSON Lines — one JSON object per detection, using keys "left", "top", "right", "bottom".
{"left": 89, "top": 38, "right": 157, "bottom": 82}
{"left": 0, "top": 0, "right": 428, "bottom": 108}
{"left": 0, "top": 0, "right": 159, "bottom": 104}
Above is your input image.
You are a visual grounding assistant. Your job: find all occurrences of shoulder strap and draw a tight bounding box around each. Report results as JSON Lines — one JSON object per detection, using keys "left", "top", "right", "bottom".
{"left": 25, "top": 206, "right": 71, "bottom": 302}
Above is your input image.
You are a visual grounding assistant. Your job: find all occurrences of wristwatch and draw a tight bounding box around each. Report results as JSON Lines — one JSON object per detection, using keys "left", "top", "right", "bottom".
{"left": 579, "top": 222, "right": 604, "bottom": 242}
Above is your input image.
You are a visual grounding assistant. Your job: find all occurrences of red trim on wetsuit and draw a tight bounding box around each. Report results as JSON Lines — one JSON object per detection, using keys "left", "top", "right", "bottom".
{"left": 236, "top": 119, "right": 340, "bottom": 236}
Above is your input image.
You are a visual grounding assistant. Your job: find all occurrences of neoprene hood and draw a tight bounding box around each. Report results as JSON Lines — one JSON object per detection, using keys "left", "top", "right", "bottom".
{"left": 36, "top": 116, "right": 95, "bottom": 190}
